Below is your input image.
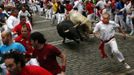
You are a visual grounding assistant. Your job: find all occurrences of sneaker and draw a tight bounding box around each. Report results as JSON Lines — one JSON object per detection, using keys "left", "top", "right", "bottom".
{"left": 124, "top": 63, "right": 131, "bottom": 69}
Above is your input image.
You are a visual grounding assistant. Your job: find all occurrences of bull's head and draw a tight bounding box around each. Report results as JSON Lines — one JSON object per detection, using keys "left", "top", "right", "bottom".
{"left": 64, "top": 27, "right": 80, "bottom": 40}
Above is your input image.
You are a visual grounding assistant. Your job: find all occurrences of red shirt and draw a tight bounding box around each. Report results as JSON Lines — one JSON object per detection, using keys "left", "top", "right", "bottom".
{"left": 66, "top": 4, "right": 73, "bottom": 14}
{"left": 7, "top": 65, "right": 52, "bottom": 75}
{"left": 15, "top": 34, "right": 34, "bottom": 55}
{"left": 86, "top": 2, "right": 94, "bottom": 14}
{"left": 33, "top": 44, "right": 62, "bottom": 75}
{"left": 12, "top": 23, "right": 31, "bottom": 36}
{"left": 111, "top": 0, "right": 116, "bottom": 9}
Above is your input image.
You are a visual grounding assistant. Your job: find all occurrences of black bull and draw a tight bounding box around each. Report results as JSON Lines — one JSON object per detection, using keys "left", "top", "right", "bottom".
{"left": 57, "top": 20, "right": 87, "bottom": 43}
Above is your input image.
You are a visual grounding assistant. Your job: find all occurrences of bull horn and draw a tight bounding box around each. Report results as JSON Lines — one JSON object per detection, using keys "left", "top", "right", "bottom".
{"left": 73, "top": 24, "right": 79, "bottom": 28}
{"left": 64, "top": 29, "right": 69, "bottom": 33}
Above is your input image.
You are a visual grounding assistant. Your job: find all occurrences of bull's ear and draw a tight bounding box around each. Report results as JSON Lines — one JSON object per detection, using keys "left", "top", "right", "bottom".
{"left": 64, "top": 30, "right": 69, "bottom": 33}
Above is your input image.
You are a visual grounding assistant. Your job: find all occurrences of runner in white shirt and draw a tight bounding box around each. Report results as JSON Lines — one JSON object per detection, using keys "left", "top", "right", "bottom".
{"left": 6, "top": 9, "right": 20, "bottom": 30}
{"left": 18, "top": 7, "right": 31, "bottom": 22}
{"left": 18, "top": 6, "right": 32, "bottom": 30}
{"left": 120, "top": 0, "right": 132, "bottom": 35}
{"left": 93, "top": 12, "right": 131, "bottom": 69}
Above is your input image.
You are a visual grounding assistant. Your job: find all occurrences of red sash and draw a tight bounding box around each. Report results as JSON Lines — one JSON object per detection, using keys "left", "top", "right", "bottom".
{"left": 99, "top": 36, "right": 114, "bottom": 58}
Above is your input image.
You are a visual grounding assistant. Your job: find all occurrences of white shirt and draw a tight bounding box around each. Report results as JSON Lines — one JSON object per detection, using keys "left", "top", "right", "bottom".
{"left": 18, "top": 10, "right": 31, "bottom": 21}
{"left": 26, "top": 58, "right": 39, "bottom": 66}
{"left": 105, "top": 0, "right": 112, "bottom": 13}
{"left": 96, "top": 0, "right": 106, "bottom": 10}
{"left": 21, "top": 0, "right": 26, "bottom": 4}
{"left": 120, "top": 2, "right": 131, "bottom": 13}
{"left": 6, "top": 15, "right": 20, "bottom": 30}
{"left": 93, "top": 21, "right": 119, "bottom": 41}
{"left": 73, "top": 0, "right": 83, "bottom": 12}
{"left": 28, "top": 0, "right": 34, "bottom": 4}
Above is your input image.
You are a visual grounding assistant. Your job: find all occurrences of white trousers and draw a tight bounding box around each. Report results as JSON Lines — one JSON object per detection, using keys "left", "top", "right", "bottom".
{"left": 57, "top": 13, "right": 65, "bottom": 24}
{"left": 45, "top": 8, "right": 52, "bottom": 19}
{"left": 51, "top": 12, "right": 58, "bottom": 24}
{"left": 105, "top": 38, "right": 125, "bottom": 62}
{"left": 115, "top": 15, "right": 126, "bottom": 30}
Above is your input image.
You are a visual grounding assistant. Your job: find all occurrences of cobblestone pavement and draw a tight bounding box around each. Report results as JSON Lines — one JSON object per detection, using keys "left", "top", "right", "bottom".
{"left": 32, "top": 14, "right": 134, "bottom": 75}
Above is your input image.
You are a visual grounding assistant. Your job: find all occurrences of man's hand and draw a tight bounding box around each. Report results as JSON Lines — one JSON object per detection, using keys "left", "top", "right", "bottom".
{"left": 93, "top": 32, "right": 100, "bottom": 40}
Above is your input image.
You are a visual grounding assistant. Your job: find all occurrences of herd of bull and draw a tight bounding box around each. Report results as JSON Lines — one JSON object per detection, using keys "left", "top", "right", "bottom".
{"left": 57, "top": 10, "right": 94, "bottom": 43}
